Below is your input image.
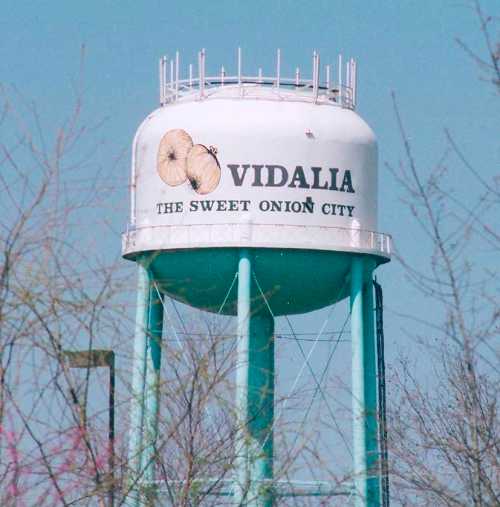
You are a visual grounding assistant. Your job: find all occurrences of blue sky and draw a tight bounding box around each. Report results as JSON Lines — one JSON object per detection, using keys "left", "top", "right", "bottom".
{"left": 2, "top": 0, "right": 498, "bottom": 364}
{"left": 1, "top": 0, "right": 498, "bottom": 474}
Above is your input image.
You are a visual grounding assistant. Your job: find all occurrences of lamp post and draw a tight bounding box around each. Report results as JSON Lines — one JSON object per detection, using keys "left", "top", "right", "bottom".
{"left": 63, "top": 349, "right": 116, "bottom": 507}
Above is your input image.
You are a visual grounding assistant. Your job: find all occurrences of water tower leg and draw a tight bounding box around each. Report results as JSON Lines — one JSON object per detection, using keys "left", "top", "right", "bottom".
{"left": 126, "top": 261, "right": 164, "bottom": 507}
{"left": 350, "top": 256, "right": 380, "bottom": 506}
{"left": 248, "top": 311, "right": 274, "bottom": 506}
{"left": 234, "top": 249, "right": 275, "bottom": 507}
{"left": 142, "top": 282, "right": 164, "bottom": 492}
{"left": 235, "top": 249, "right": 252, "bottom": 505}
{"left": 127, "top": 263, "right": 150, "bottom": 499}
{"left": 362, "top": 274, "right": 380, "bottom": 505}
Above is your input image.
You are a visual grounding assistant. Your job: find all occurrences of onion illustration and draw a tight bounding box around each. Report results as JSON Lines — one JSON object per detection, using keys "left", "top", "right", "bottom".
{"left": 186, "top": 144, "right": 221, "bottom": 194}
{"left": 157, "top": 129, "right": 194, "bottom": 186}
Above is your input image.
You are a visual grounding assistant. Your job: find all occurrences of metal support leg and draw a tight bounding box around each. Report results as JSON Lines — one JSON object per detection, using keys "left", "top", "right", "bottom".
{"left": 235, "top": 249, "right": 275, "bottom": 506}
{"left": 127, "top": 263, "right": 151, "bottom": 506}
{"left": 235, "top": 249, "right": 252, "bottom": 505}
{"left": 248, "top": 312, "right": 274, "bottom": 507}
{"left": 143, "top": 284, "right": 164, "bottom": 496}
{"left": 126, "top": 262, "right": 164, "bottom": 506}
{"left": 362, "top": 275, "right": 380, "bottom": 504}
{"left": 350, "top": 256, "right": 380, "bottom": 506}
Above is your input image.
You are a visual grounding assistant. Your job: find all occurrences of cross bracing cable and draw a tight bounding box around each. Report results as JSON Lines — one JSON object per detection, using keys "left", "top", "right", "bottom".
{"left": 252, "top": 271, "right": 351, "bottom": 457}
{"left": 152, "top": 271, "right": 240, "bottom": 438}
{"left": 217, "top": 272, "right": 238, "bottom": 315}
{"left": 286, "top": 309, "right": 352, "bottom": 460}
{"left": 154, "top": 270, "right": 238, "bottom": 348}
{"left": 153, "top": 282, "right": 218, "bottom": 430}
{"left": 153, "top": 281, "right": 187, "bottom": 361}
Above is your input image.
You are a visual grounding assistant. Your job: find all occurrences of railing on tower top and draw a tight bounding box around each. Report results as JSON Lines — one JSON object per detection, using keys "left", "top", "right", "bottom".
{"left": 158, "top": 48, "right": 358, "bottom": 109}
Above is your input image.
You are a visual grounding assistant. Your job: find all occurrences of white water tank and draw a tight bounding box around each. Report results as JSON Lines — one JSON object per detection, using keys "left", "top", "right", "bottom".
{"left": 122, "top": 50, "right": 390, "bottom": 315}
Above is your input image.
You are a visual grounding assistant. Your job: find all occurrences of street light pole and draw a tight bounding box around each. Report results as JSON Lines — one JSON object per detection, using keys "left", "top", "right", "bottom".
{"left": 63, "top": 349, "right": 116, "bottom": 507}
{"left": 108, "top": 354, "right": 116, "bottom": 507}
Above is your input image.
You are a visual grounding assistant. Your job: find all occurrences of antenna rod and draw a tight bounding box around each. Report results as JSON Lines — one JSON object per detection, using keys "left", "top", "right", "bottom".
{"left": 175, "top": 51, "right": 179, "bottom": 99}
{"left": 338, "top": 54, "right": 343, "bottom": 105}
{"left": 163, "top": 56, "right": 167, "bottom": 103}
{"left": 198, "top": 51, "right": 202, "bottom": 98}
{"left": 237, "top": 47, "right": 242, "bottom": 85}
{"left": 352, "top": 59, "right": 357, "bottom": 108}
{"left": 276, "top": 48, "right": 281, "bottom": 88}
{"left": 202, "top": 48, "right": 206, "bottom": 96}
{"left": 313, "top": 51, "right": 319, "bottom": 102}
{"left": 346, "top": 59, "right": 350, "bottom": 93}
{"left": 159, "top": 57, "right": 164, "bottom": 105}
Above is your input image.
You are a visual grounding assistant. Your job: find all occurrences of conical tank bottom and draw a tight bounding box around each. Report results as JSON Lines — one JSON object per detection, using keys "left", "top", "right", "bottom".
{"left": 132, "top": 248, "right": 386, "bottom": 316}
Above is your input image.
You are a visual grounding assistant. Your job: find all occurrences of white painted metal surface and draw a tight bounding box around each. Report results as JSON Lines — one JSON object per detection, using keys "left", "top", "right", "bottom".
{"left": 123, "top": 50, "right": 391, "bottom": 259}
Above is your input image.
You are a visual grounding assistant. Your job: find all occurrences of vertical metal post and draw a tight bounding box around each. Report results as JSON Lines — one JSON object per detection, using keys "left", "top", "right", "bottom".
{"left": 175, "top": 51, "right": 179, "bottom": 100}
{"left": 346, "top": 60, "right": 351, "bottom": 99}
{"left": 312, "top": 51, "right": 317, "bottom": 96}
{"left": 234, "top": 249, "right": 275, "bottom": 506}
{"left": 62, "top": 350, "right": 116, "bottom": 506}
{"left": 142, "top": 284, "right": 164, "bottom": 493}
{"left": 338, "top": 54, "right": 343, "bottom": 105}
{"left": 109, "top": 355, "right": 116, "bottom": 507}
{"left": 248, "top": 312, "right": 274, "bottom": 507}
{"left": 235, "top": 249, "right": 252, "bottom": 505}
{"left": 276, "top": 49, "right": 281, "bottom": 89}
{"left": 127, "top": 262, "right": 151, "bottom": 506}
{"left": 126, "top": 261, "right": 164, "bottom": 507}
{"left": 374, "top": 280, "right": 389, "bottom": 507}
{"left": 363, "top": 273, "right": 380, "bottom": 505}
{"left": 198, "top": 51, "right": 203, "bottom": 99}
{"left": 350, "top": 256, "right": 380, "bottom": 507}
{"left": 237, "top": 47, "right": 242, "bottom": 85}
{"left": 352, "top": 59, "right": 357, "bottom": 108}
{"left": 314, "top": 52, "right": 320, "bottom": 103}
{"left": 159, "top": 57, "right": 163, "bottom": 106}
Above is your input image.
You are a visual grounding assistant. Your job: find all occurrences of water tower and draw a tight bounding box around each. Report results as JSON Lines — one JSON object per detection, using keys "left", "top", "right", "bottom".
{"left": 122, "top": 48, "right": 391, "bottom": 506}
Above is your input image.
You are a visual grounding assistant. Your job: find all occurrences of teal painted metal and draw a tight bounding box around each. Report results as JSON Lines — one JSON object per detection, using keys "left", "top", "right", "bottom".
{"left": 248, "top": 312, "right": 274, "bottom": 506}
{"left": 125, "top": 249, "right": 387, "bottom": 506}
{"left": 142, "top": 285, "right": 164, "bottom": 490}
{"left": 126, "top": 262, "right": 164, "bottom": 506}
{"left": 234, "top": 249, "right": 275, "bottom": 506}
{"left": 234, "top": 249, "right": 252, "bottom": 504}
{"left": 138, "top": 248, "right": 387, "bottom": 316}
{"left": 127, "top": 263, "right": 151, "bottom": 507}
{"left": 363, "top": 275, "right": 380, "bottom": 504}
{"left": 350, "top": 256, "right": 380, "bottom": 506}
{"left": 374, "top": 280, "right": 390, "bottom": 506}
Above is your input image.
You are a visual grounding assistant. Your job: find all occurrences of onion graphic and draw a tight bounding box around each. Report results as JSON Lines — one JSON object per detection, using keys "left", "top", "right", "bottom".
{"left": 157, "top": 129, "right": 194, "bottom": 186}
{"left": 186, "top": 144, "right": 221, "bottom": 195}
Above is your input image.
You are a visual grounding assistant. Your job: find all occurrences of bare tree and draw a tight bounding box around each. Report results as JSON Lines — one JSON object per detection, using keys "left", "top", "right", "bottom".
{"left": 0, "top": 53, "right": 133, "bottom": 505}
{"left": 386, "top": 2, "right": 499, "bottom": 505}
